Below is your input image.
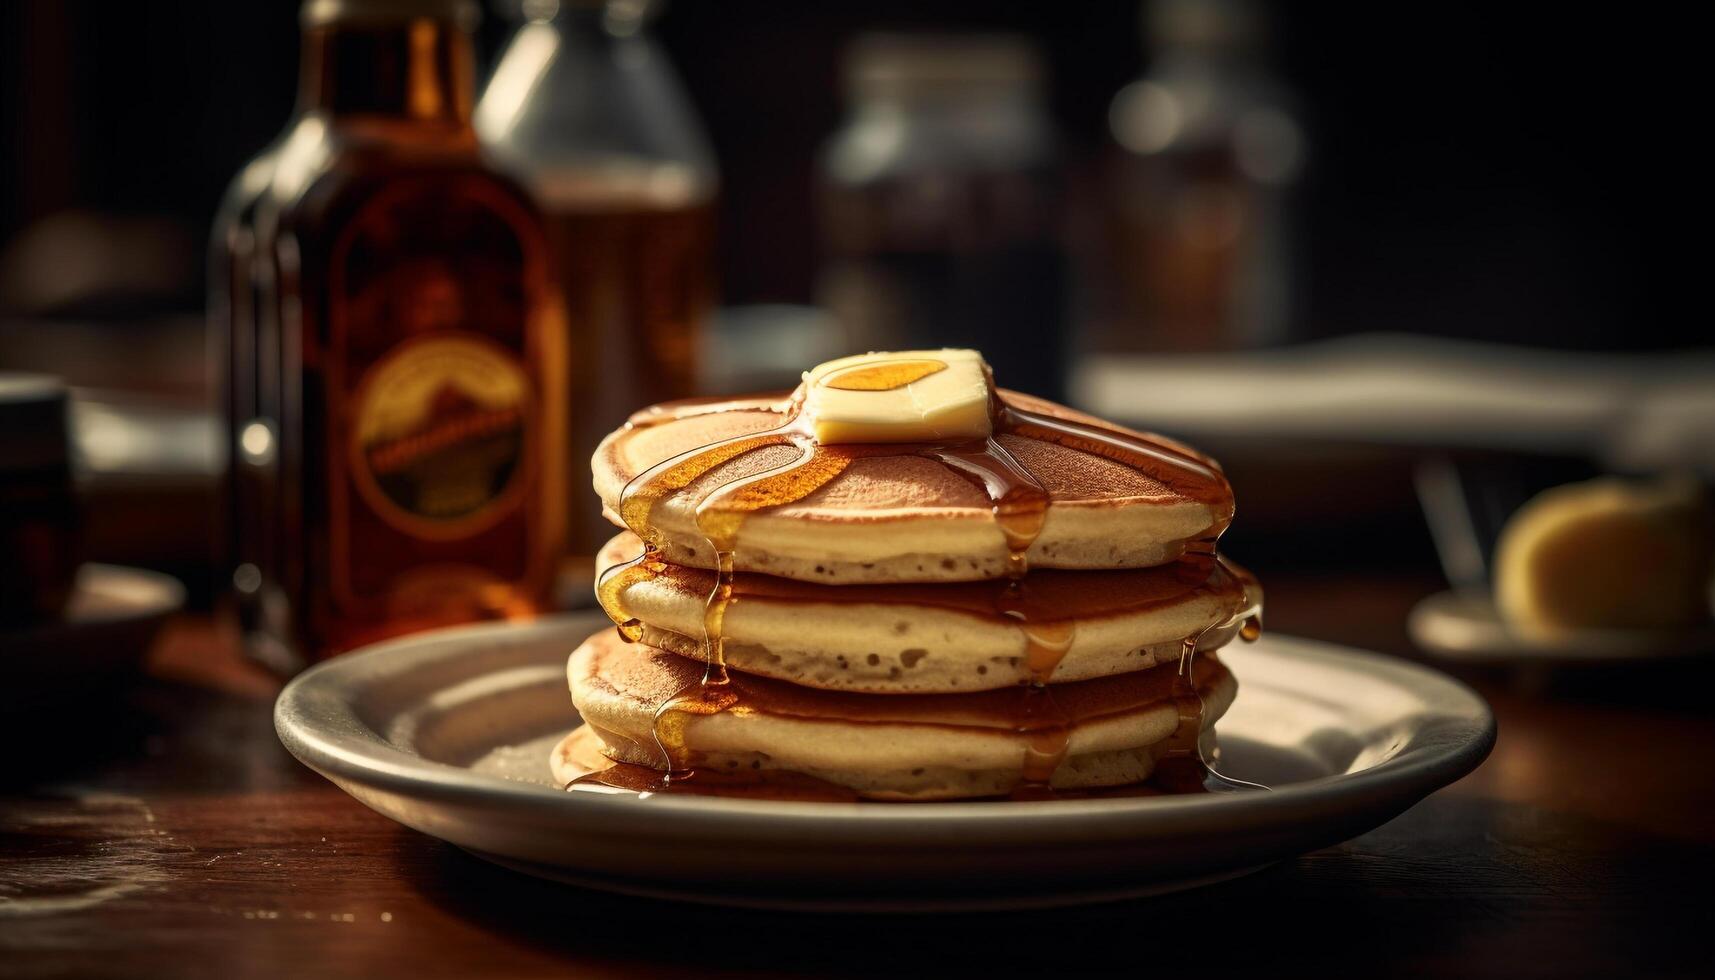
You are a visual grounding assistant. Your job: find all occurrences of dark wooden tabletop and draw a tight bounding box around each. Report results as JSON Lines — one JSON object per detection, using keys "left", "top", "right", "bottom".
{"left": 4, "top": 573, "right": 1713, "bottom": 979}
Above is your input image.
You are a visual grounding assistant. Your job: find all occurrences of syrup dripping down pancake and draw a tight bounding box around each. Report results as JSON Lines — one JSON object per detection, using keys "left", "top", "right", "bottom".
{"left": 562, "top": 630, "right": 1237, "bottom": 801}
{"left": 591, "top": 390, "right": 1234, "bottom": 584}
{"left": 596, "top": 531, "right": 1261, "bottom": 693}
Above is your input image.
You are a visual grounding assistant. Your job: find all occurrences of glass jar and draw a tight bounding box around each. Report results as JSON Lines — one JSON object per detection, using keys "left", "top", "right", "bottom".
{"left": 1100, "top": 0, "right": 1305, "bottom": 351}
{"left": 0, "top": 374, "right": 79, "bottom": 626}
{"left": 817, "top": 34, "right": 1067, "bottom": 399}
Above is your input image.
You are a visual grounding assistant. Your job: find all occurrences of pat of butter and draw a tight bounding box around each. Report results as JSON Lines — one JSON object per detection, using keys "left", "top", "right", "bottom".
{"left": 802, "top": 349, "right": 993, "bottom": 444}
{"left": 1495, "top": 476, "right": 1714, "bottom": 636}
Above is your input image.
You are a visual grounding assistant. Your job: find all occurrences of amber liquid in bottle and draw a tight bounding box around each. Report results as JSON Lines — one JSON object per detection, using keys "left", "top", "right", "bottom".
{"left": 533, "top": 179, "right": 715, "bottom": 559}
{"left": 1105, "top": 146, "right": 1254, "bottom": 352}
{"left": 235, "top": 12, "right": 566, "bottom": 661}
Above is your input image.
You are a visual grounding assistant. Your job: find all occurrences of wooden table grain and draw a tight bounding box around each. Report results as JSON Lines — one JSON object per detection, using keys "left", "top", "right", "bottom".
{"left": 4, "top": 575, "right": 1713, "bottom": 979}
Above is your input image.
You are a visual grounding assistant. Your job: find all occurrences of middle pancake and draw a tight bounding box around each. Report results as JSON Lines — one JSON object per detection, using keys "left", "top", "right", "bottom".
{"left": 597, "top": 532, "right": 1261, "bottom": 694}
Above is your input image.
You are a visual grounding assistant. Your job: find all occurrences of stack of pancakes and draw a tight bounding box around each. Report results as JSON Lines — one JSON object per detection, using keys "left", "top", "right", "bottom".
{"left": 554, "top": 388, "right": 1260, "bottom": 801}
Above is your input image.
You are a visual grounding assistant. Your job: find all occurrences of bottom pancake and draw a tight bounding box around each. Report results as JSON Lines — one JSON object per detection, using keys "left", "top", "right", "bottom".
{"left": 563, "top": 629, "right": 1237, "bottom": 801}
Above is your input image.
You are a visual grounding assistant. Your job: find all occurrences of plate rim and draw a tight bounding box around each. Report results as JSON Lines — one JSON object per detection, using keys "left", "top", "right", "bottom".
{"left": 275, "top": 613, "right": 1496, "bottom": 842}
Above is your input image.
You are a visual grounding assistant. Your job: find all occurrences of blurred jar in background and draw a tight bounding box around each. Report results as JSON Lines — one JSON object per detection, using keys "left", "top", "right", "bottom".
{"left": 0, "top": 375, "right": 78, "bottom": 626}
{"left": 1096, "top": 0, "right": 1304, "bottom": 352}
{"left": 476, "top": 0, "right": 717, "bottom": 564}
{"left": 212, "top": 0, "right": 567, "bottom": 667}
{"left": 818, "top": 34, "right": 1067, "bottom": 399}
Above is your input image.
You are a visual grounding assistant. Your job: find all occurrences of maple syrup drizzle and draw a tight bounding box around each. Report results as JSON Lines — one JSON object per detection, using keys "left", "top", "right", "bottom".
{"left": 593, "top": 368, "right": 1254, "bottom": 795}
{"left": 595, "top": 550, "right": 663, "bottom": 643}
{"left": 1000, "top": 404, "right": 1236, "bottom": 531}
{"left": 922, "top": 438, "right": 1050, "bottom": 575}
{"left": 565, "top": 651, "right": 1235, "bottom": 801}
{"left": 1158, "top": 547, "right": 1266, "bottom": 792}
{"left": 919, "top": 431, "right": 1074, "bottom": 794}
{"left": 598, "top": 533, "right": 1252, "bottom": 626}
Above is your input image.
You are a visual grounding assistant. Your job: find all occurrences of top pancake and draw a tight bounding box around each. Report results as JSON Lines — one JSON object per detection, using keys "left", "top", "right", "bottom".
{"left": 592, "top": 390, "right": 1234, "bottom": 584}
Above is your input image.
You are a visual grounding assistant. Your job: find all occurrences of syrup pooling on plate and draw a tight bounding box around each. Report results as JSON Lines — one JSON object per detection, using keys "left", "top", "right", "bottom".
{"left": 595, "top": 367, "right": 1250, "bottom": 793}
{"left": 560, "top": 719, "right": 864, "bottom": 800}
{"left": 571, "top": 758, "right": 864, "bottom": 802}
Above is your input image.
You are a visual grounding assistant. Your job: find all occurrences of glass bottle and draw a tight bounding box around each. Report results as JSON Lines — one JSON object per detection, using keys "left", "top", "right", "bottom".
{"left": 476, "top": 0, "right": 717, "bottom": 562}
{"left": 220, "top": 0, "right": 567, "bottom": 664}
{"left": 0, "top": 375, "right": 78, "bottom": 627}
{"left": 1100, "top": 0, "right": 1304, "bottom": 351}
{"left": 817, "top": 34, "right": 1067, "bottom": 399}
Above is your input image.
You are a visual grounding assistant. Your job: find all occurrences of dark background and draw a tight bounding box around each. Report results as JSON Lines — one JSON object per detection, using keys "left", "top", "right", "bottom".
{"left": 3, "top": 18, "right": 1712, "bottom": 971}
{"left": 0, "top": 1, "right": 1696, "bottom": 348}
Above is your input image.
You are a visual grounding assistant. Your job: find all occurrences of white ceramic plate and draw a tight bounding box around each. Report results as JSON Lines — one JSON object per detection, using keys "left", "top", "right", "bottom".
{"left": 1410, "top": 589, "right": 1715, "bottom": 665}
{"left": 275, "top": 613, "right": 1494, "bottom": 911}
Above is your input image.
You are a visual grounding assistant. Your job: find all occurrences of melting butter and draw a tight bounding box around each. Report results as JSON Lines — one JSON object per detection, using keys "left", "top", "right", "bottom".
{"left": 802, "top": 349, "right": 993, "bottom": 444}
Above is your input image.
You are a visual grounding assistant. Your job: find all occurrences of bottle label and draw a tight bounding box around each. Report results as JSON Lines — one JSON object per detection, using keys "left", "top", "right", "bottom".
{"left": 348, "top": 334, "right": 533, "bottom": 539}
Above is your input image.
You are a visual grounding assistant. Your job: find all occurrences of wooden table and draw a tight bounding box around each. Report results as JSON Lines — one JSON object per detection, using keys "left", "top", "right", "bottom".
{"left": 4, "top": 575, "right": 1713, "bottom": 979}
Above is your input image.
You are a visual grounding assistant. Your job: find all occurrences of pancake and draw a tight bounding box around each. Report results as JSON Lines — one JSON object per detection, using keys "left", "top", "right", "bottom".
{"left": 592, "top": 390, "right": 1233, "bottom": 584}
{"left": 563, "top": 630, "right": 1237, "bottom": 801}
{"left": 597, "top": 531, "right": 1261, "bottom": 693}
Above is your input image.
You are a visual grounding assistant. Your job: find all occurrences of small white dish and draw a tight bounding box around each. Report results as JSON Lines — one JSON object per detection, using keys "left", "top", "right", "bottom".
{"left": 1410, "top": 590, "right": 1715, "bottom": 665}
{"left": 275, "top": 613, "right": 1493, "bottom": 911}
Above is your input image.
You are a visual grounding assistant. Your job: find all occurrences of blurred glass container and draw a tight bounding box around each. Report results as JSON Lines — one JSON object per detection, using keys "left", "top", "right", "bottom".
{"left": 0, "top": 374, "right": 79, "bottom": 625}
{"left": 210, "top": 145, "right": 280, "bottom": 645}
{"left": 702, "top": 304, "right": 847, "bottom": 394}
{"left": 212, "top": 0, "right": 568, "bottom": 667}
{"left": 1098, "top": 0, "right": 1304, "bottom": 352}
{"left": 817, "top": 34, "right": 1067, "bottom": 399}
{"left": 476, "top": 0, "right": 718, "bottom": 561}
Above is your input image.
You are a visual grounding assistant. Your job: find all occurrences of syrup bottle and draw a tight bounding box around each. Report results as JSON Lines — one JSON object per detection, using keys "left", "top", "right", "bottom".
{"left": 215, "top": 0, "right": 567, "bottom": 665}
